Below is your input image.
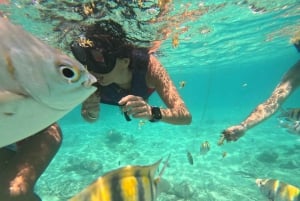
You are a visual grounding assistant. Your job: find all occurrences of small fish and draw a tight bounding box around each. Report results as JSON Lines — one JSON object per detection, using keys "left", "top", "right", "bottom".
{"left": 256, "top": 178, "right": 300, "bottom": 201}
{"left": 0, "top": 18, "right": 97, "bottom": 147}
{"left": 179, "top": 81, "right": 186, "bottom": 89}
{"left": 279, "top": 120, "right": 300, "bottom": 135}
{"left": 138, "top": 120, "right": 146, "bottom": 128}
{"left": 200, "top": 141, "right": 210, "bottom": 155}
{"left": 278, "top": 108, "right": 300, "bottom": 121}
{"left": 69, "top": 155, "right": 171, "bottom": 201}
{"left": 288, "top": 121, "right": 300, "bottom": 135}
{"left": 222, "top": 151, "right": 227, "bottom": 158}
{"left": 172, "top": 33, "right": 179, "bottom": 48}
{"left": 157, "top": 0, "right": 172, "bottom": 10}
{"left": 186, "top": 151, "right": 194, "bottom": 165}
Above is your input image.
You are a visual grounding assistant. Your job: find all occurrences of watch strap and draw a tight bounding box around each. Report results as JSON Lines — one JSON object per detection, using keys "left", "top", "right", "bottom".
{"left": 149, "top": 106, "right": 162, "bottom": 122}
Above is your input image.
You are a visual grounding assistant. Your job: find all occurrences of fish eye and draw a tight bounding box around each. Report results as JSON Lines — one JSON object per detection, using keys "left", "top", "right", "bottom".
{"left": 59, "top": 65, "right": 80, "bottom": 83}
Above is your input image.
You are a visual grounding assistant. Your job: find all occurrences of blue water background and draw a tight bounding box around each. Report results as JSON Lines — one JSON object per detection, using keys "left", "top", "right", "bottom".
{"left": 1, "top": 1, "right": 300, "bottom": 200}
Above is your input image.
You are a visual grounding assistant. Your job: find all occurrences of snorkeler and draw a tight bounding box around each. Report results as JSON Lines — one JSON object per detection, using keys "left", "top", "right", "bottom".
{"left": 71, "top": 20, "right": 192, "bottom": 125}
{"left": 219, "top": 45, "right": 300, "bottom": 144}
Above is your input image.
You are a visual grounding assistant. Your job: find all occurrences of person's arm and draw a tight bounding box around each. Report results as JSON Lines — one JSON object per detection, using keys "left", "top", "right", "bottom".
{"left": 146, "top": 55, "right": 192, "bottom": 125}
{"left": 81, "top": 92, "right": 100, "bottom": 122}
{"left": 219, "top": 61, "right": 300, "bottom": 144}
{"left": 118, "top": 55, "right": 192, "bottom": 125}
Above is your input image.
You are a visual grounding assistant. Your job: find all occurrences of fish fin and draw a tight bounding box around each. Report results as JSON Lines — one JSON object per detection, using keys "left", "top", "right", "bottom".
{"left": 156, "top": 177, "right": 171, "bottom": 194}
{"left": 157, "top": 154, "right": 171, "bottom": 180}
{"left": 0, "top": 90, "right": 25, "bottom": 103}
{"left": 154, "top": 154, "right": 171, "bottom": 195}
{"left": 98, "top": 158, "right": 163, "bottom": 183}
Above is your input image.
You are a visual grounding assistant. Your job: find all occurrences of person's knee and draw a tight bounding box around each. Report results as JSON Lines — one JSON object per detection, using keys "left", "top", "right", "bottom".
{"left": 46, "top": 123, "right": 63, "bottom": 147}
{"left": 1, "top": 191, "right": 42, "bottom": 201}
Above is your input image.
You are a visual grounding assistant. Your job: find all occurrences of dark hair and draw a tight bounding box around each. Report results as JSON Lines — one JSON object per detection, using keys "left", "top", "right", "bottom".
{"left": 71, "top": 20, "right": 150, "bottom": 73}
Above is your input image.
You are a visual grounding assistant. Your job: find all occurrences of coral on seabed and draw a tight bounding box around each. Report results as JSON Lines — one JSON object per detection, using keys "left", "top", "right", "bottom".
{"left": 105, "top": 129, "right": 124, "bottom": 144}
{"left": 256, "top": 150, "right": 279, "bottom": 163}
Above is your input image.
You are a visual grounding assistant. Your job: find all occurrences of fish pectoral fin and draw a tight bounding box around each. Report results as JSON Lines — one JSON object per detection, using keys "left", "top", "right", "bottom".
{"left": 156, "top": 178, "right": 171, "bottom": 195}
{"left": 0, "top": 90, "right": 25, "bottom": 103}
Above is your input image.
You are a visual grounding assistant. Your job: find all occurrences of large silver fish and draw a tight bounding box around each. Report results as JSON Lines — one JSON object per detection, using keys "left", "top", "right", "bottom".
{"left": 0, "top": 18, "right": 97, "bottom": 147}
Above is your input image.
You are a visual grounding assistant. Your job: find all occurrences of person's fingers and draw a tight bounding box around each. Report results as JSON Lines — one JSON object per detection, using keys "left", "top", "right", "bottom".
{"left": 81, "top": 110, "right": 98, "bottom": 122}
{"left": 119, "top": 95, "right": 143, "bottom": 106}
{"left": 118, "top": 95, "right": 137, "bottom": 105}
{"left": 217, "top": 134, "right": 226, "bottom": 146}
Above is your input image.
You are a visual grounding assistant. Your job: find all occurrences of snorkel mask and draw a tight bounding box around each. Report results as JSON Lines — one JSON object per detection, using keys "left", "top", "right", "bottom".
{"left": 70, "top": 37, "right": 116, "bottom": 74}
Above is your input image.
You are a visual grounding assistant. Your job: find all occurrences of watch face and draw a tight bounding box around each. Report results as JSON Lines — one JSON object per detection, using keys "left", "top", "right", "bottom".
{"left": 151, "top": 107, "right": 162, "bottom": 120}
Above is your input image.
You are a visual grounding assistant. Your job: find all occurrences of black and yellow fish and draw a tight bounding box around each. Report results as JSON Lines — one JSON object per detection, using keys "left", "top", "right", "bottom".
{"left": 278, "top": 108, "right": 300, "bottom": 121}
{"left": 256, "top": 178, "right": 300, "bottom": 201}
{"left": 69, "top": 155, "right": 171, "bottom": 201}
{"left": 279, "top": 119, "right": 300, "bottom": 135}
{"left": 200, "top": 141, "right": 210, "bottom": 155}
{"left": 172, "top": 33, "right": 179, "bottom": 48}
{"left": 179, "top": 81, "right": 186, "bottom": 89}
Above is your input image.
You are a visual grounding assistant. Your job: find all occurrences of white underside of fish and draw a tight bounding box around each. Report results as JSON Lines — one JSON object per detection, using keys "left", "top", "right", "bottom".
{"left": 0, "top": 94, "right": 70, "bottom": 147}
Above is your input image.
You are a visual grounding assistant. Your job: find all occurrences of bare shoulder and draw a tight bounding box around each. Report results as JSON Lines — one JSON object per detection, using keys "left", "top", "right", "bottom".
{"left": 146, "top": 54, "right": 171, "bottom": 87}
{"left": 146, "top": 54, "right": 186, "bottom": 106}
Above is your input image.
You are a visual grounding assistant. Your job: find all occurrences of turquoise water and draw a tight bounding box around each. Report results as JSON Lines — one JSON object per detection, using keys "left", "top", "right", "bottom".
{"left": 1, "top": 0, "right": 300, "bottom": 200}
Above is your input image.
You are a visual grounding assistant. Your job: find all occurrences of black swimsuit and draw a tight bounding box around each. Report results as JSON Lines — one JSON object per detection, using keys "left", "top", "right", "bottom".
{"left": 100, "top": 64, "right": 155, "bottom": 105}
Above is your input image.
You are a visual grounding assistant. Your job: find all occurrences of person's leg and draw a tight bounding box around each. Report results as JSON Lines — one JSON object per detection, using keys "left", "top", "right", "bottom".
{"left": 0, "top": 123, "right": 62, "bottom": 201}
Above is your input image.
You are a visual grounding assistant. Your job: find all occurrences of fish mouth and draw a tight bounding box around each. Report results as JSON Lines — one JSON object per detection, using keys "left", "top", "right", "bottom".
{"left": 82, "top": 73, "right": 97, "bottom": 87}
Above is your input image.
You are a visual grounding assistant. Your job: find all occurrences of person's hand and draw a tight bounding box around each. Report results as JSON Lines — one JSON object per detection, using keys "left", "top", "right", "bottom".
{"left": 81, "top": 108, "right": 99, "bottom": 123}
{"left": 81, "top": 93, "right": 100, "bottom": 123}
{"left": 118, "top": 95, "right": 152, "bottom": 120}
{"left": 218, "top": 124, "right": 246, "bottom": 145}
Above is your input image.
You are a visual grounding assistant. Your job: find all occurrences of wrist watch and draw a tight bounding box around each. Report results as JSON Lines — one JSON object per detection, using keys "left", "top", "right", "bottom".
{"left": 149, "top": 106, "right": 162, "bottom": 122}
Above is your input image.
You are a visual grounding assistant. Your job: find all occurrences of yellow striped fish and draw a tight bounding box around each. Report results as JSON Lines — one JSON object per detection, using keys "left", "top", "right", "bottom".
{"left": 200, "top": 141, "right": 210, "bottom": 155}
{"left": 256, "top": 178, "right": 300, "bottom": 201}
{"left": 278, "top": 108, "right": 300, "bottom": 121}
{"left": 69, "top": 155, "right": 170, "bottom": 201}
